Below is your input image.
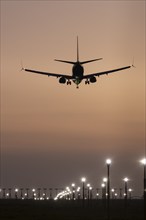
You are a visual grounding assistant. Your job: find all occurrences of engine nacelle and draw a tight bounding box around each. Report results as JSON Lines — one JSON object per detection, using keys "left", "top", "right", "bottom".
{"left": 59, "top": 77, "right": 66, "bottom": 84}
{"left": 90, "top": 76, "right": 96, "bottom": 83}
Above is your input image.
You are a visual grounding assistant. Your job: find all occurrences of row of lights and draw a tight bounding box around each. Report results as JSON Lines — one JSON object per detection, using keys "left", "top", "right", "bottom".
{"left": 0, "top": 188, "right": 55, "bottom": 200}
{"left": 0, "top": 185, "right": 133, "bottom": 200}
{"left": 54, "top": 177, "right": 132, "bottom": 201}
{"left": 0, "top": 158, "right": 145, "bottom": 201}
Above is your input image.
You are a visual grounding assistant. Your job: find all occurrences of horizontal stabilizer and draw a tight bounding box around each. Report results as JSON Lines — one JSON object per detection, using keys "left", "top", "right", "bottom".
{"left": 80, "top": 58, "right": 103, "bottom": 65}
{"left": 54, "top": 59, "right": 75, "bottom": 64}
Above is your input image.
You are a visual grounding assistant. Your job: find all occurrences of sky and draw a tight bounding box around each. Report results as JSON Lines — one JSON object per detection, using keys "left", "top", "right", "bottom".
{"left": 0, "top": 0, "right": 145, "bottom": 196}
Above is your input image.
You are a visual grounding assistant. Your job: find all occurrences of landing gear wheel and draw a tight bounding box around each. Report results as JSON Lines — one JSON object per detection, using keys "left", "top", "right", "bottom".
{"left": 67, "top": 81, "right": 71, "bottom": 85}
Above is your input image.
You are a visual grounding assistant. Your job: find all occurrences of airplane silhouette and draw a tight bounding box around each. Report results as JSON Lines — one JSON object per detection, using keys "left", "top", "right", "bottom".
{"left": 23, "top": 37, "right": 131, "bottom": 88}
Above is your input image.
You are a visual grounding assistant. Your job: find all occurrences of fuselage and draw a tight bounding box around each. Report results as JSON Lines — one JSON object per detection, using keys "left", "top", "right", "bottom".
{"left": 72, "top": 62, "right": 84, "bottom": 85}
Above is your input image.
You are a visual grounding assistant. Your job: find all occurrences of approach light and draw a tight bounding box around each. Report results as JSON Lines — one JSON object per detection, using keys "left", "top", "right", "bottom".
{"left": 77, "top": 187, "right": 80, "bottom": 192}
{"left": 103, "top": 177, "right": 107, "bottom": 182}
{"left": 101, "top": 183, "right": 105, "bottom": 188}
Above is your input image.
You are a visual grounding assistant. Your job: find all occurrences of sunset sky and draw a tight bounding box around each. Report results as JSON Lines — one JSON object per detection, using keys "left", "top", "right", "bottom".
{"left": 1, "top": 1, "right": 145, "bottom": 196}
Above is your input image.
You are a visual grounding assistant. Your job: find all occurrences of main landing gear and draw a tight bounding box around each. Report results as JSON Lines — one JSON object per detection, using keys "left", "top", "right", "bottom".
{"left": 67, "top": 81, "right": 71, "bottom": 85}
{"left": 85, "top": 79, "right": 90, "bottom": 85}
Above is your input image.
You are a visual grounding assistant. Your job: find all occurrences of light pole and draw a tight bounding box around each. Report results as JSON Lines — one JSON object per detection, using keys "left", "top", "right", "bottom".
{"left": 71, "top": 183, "right": 75, "bottom": 200}
{"left": 106, "top": 159, "right": 111, "bottom": 220}
{"left": 89, "top": 187, "right": 93, "bottom": 200}
{"left": 3, "top": 188, "right": 6, "bottom": 199}
{"left": 128, "top": 188, "right": 132, "bottom": 199}
{"left": 103, "top": 177, "right": 107, "bottom": 198}
{"left": 20, "top": 188, "right": 23, "bottom": 199}
{"left": 96, "top": 188, "right": 99, "bottom": 199}
{"left": 37, "top": 188, "right": 41, "bottom": 199}
{"left": 140, "top": 158, "right": 146, "bottom": 218}
{"left": 111, "top": 188, "right": 115, "bottom": 199}
{"left": 123, "top": 177, "right": 129, "bottom": 218}
{"left": 123, "top": 178, "right": 129, "bottom": 200}
{"left": 81, "top": 177, "right": 86, "bottom": 207}
{"left": 87, "top": 184, "right": 90, "bottom": 201}
{"left": 101, "top": 183, "right": 106, "bottom": 200}
{"left": 49, "top": 188, "right": 52, "bottom": 199}
{"left": 26, "top": 188, "right": 29, "bottom": 199}
{"left": 55, "top": 188, "right": 58, "bottom": 196}
{"left": 15, "top": 188, "right": 19, "bottom": 199}
{"left": 77, "top": 187, "right": 81, "bottom": 200}
{"left": 119, "top": 188, "right": 123, "bottom": 199}
{"left": 66, "top": 186, "right": 70, "bottom": 200}
{"left": 32, "top": 188, "right": 36, "bottom": 199}
{"left": 8, "top": 188, "right": 12, "bottom": 199}
{"left": 43, "top": 188, "right": 47, "bottom": 200}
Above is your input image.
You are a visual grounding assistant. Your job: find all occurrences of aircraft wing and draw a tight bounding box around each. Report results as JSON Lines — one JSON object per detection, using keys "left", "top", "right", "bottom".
{"left": 24, "top": 68, "right": 73, "bottom": 79}
{"left": 83, "top": 65, "right": 131, "bottom": 79}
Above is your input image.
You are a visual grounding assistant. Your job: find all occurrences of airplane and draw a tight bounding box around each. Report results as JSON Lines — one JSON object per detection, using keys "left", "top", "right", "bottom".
{"left": 23, "top": 37, "right": 132, "bottom": 88}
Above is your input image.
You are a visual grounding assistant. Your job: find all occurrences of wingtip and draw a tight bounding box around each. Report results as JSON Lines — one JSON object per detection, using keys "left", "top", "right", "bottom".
{"left": 131, "top": 57, "right": 136, "bottom": 68}
{"left": 132, "top": 64, "right": 136, "bottom": 68}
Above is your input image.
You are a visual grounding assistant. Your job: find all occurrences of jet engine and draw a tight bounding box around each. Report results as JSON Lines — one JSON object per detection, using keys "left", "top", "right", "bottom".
{"left": 90, "top": 76, "right": 96, "bottom": 83}
{"left": 59, "top": 77, "right": 66, "bottom": 84}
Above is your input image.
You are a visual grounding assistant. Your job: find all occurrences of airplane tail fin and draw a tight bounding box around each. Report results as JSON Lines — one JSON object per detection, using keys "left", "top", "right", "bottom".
{"left": 54, "top": 37, "right": 79, "bottom": 64}
{"left": 77, "top": 36, "right": 79, "bottom": 62}
{"left": 77, "top": 36, "right": 103, "bottom": 64}
{"left": 55, "top": 37, "right": 103, "bottom": 65}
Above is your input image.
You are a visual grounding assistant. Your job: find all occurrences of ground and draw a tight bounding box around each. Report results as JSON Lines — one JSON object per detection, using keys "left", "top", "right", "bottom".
{"left": 0, "top": 199, "right": 144, "bottom": 220}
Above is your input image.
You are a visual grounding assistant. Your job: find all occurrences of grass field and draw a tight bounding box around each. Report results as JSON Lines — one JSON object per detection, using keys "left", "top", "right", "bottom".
{"left": 0, "top": 199, "right": 144, "bottom": 220}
